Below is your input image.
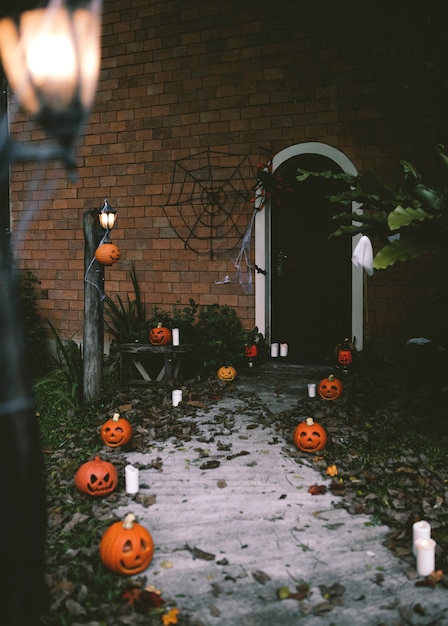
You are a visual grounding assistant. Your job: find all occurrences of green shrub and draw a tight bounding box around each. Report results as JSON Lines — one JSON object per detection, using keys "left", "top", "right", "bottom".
{"left": 16, "top": 270, "right": 51, "bottom": 379}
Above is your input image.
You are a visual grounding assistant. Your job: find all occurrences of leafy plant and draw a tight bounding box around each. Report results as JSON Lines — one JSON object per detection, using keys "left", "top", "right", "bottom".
{"left": 34, "top": 320, "right": 83, "bottom": 410}
{"left": 16, "top": 269, "right": 51, "bottom": 379}
{"left": 296, "top": 144, "right": 448, "bottom": 270}
{"left": 104, "top": 262, "right": 148, "bottom": 344}
{"left": 194, "top": 303, "right": 247, "bottom": 372}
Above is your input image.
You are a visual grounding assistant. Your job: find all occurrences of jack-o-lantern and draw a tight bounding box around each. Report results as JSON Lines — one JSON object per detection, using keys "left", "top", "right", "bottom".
{"left": 149, "top": 322, "right": 172, "bottom": 346}
{"left": 101, "top": 412, "right": 133, "bottom": 448}
{"left": 95, "top": 242, "right": 121, "bottom": 266}
{"left": 318, "top": 374, "right": 343, "bottom": 400}
{"left": 335, "top": 338, "right": 356, "bottom": 367}
{"left": 244, "top": 344, "right": 258, "bottom": 359}
{"left": 75, "top": 456, "right": 118, "bottom": 497}
{"left": 99, "top": 513, "right": 154, "bottom": 575}
{"left": 293, "top": 417, "right": 327, "bottom": 452}
{"left": 217, "top": 365, "right": 237, "bottom": 381}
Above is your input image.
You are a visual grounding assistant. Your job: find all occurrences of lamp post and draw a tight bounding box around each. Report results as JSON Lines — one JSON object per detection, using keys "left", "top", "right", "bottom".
{"left": 0, "top": 1, "right": 102, "bottom": 624}
{"left": 83, "top": 199, "right": 117, "bottom": 404}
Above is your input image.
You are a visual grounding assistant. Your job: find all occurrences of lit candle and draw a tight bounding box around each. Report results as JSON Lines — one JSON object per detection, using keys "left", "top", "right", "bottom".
{"left": 280, "top": 343, "right": 288, "bottom": 357}
{"left": 125, "top": 464, "right": 139, "bottom": 494}
{"left": 415, "top": 538, "right": 436, "bottom": 576}
{"left": 413, "top": 520, "right": 431, "bottom": 556}
{"left": 271, "top": 343, "right": 279, "bottom": 358}
{"left": 172, "top": 389, "right": 182, "bottom": 406}
{"left": 307, "top": 383, "right": 316, "bottom": 398}
{"left": 172, "top": 328, "right": 180, "bottom": 346}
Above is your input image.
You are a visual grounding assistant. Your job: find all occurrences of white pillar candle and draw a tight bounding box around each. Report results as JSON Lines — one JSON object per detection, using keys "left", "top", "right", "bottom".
{"left": 280, "top": 343, "right": 288, "bottom": 357}
{"left": 125, "top": 464, "right": 139, "bottom": 494}
{"left": 413, "top": 520, "right": 431, "bottom": 556}
{"left": 271, "top": 343, "right": 279, "bottom": 357}
{"left": 415, "top": 538, "right": 436, "bottom": 576}
{"left": 172, "top": 328, "right": 180, "bottom": 346}
{"left": 307, "top": 383, "right": 316, "bottom": 398}
{"left": 172, "top": 389, "right": 182, "bottom": 406}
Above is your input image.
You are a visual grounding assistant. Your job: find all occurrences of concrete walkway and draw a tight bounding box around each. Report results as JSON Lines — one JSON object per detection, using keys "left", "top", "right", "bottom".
{"left": 115, "top": 363, "right": 448, "bottom": 625}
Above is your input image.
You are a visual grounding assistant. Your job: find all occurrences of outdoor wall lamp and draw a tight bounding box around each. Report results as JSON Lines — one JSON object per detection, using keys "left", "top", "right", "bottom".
{"left": 98, "top": 198, "right": 117, "bottom": 234}
{"left": 0, "top": 0, "right": 101, "bottom": 171}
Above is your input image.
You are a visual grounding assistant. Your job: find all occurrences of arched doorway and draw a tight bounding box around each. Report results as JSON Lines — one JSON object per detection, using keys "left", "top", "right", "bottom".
{"left": 255, "top": 142, "right": 363, "bottom": 359}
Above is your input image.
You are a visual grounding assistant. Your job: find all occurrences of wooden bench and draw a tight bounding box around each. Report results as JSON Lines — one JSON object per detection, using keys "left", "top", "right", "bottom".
{"left": 111, "top": 343, "right": 193, "bottom": 385}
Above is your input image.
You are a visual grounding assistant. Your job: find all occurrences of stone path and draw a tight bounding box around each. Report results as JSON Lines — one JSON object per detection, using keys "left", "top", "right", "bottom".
{"left": 115, "top": 364, "right": 448, "bottom": 625}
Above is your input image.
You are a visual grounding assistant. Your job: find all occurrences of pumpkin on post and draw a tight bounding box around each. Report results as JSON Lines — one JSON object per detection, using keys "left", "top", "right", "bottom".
{"left": 75, "top": 456, "right": 118, "bottom": 497}
{"left": 318, "top": 374, "right": 343, "bottom": 400}
{"left": 99, "top": 513, "right": 154, "bottom": 575}
{"left": 293, "top": 417, "right": 327, "bottom": 452}
{"left": 100, "top": 412, "right": 133, "bottom": 448}
{"left": 94, "top": 242, "right": 121, "bottom": 266}
{"left": 149, "top": 322, "right": 172, "bottom": 346}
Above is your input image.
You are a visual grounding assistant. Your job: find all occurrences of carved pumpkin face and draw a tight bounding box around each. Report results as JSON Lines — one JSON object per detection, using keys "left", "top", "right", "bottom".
{"left": 217, "top": 365, "right": 237, "bottom": 381}
{"left": 244, "top": 344, "right": 258, "bottom": 359}
{"left": 318, "top": 374, "right": 343, "bottom": 400}
{"left": 95, "top": 242, "right": 121, "bottom": 265}
{"left": 293, "top": 417, "right": 327, "bottom": 452}
{"left": 101, "top": 413, "right": 133, "bottom": 448}
{"left": 337, "top": 349, "right": 353, "bottom": 365}
{"left": 149, "top": 322, "right": 172, "bottom": 345}
{"left": 335, "top": 338, "right": 356, "bottom": 367}
{"left": 75, "top": 456, "right": 118, "bottom": 496}
{"left": 99, "top": 513, "right": 154, "bottom": 575}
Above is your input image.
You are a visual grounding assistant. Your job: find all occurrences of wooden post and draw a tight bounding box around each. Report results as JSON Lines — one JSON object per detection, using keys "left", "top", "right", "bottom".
{"left": 83, "top": 209, "right": 105, "bottom": 403}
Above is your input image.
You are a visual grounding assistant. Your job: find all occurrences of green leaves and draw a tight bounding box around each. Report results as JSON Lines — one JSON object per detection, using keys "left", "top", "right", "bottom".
{"left": 387, "top": 205, "right": 433, "bottom": 230}
{"left": 298, "top": 148, "right": 448, "bottom": 270}
{"left": 373, "top": 237, "right": 440, "bottom": 270}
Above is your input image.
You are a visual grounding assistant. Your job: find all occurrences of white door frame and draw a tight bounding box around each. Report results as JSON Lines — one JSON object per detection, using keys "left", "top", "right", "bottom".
{"left": 254, "top": 142, "right": 363, "bottom": 351}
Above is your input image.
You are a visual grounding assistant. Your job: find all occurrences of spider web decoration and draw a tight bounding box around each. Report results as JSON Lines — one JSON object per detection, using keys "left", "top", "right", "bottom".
{"left": 162, "top": 149, "right": 258, "bottom": 260}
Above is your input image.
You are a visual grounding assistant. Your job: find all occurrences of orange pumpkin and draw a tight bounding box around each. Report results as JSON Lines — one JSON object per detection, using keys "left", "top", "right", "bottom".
{"left": 101, "top": 412, "right": 133, "bottom": 448}
{"left": 318, "top": 374, "right": 343, "bottom": 400}
{"left": 293, "top": 417, "right": 327, "bottom": 452}
{"left": 244, "top": 344, "right": 258, "bottom": 359}
{"left": 75, "top": 456, "right": 118, "bottom": 497}
{"left": 149, "top": 322, "right": 172, "bottom": 346}
{"left": 217, "top": 365, "right": 237, "bottom": 381}
{"left": 95, "top": 242, "right": 121, "bottom": 265}
{"left": 99, "top": 513, "right": 154, "bottom": 575}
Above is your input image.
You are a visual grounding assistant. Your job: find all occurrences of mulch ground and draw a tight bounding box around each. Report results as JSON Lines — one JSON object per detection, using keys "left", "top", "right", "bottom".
{"left": 42, "top": 365, "right": 448, "bottom": 624}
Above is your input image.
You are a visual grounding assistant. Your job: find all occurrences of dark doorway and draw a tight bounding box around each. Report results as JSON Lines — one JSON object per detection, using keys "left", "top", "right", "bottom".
{"left": 270, "top": 153, "right": 351, "bottom": 360}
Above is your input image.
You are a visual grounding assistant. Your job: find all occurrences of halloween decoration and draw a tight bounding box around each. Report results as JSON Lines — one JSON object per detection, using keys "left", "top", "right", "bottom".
{"left": 335, "top": 338, "right": 356, "bottom": 371}
{"left": 149, "top": 322, "right": 172, "bottom": 346}
{"left": 217, "top": 365, "right": 237, "bottom": 381}
{"left": 94, "top": 242, "right": 121, "bottom": 266}
{"left": 75, "top": 456, "right": 118, "bottom": 497}
{"left": 318, "top": 374, "right": 343, "bottom": 400}
{"left": 99, "top": 513, "right": 154, "bottom": 575}
{"left": 244, "top": 344, "right": 258, "bottom": 359}
{"left": 293, "top": 417, "right": 327, "bottom": 452}
{"left": 101, "top": 412, "right": 133, "bottom": 448}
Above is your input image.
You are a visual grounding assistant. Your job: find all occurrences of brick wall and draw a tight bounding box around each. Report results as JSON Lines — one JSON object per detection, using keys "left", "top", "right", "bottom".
{"left": 8, "top": 0, "right": 445, "bottom": 350}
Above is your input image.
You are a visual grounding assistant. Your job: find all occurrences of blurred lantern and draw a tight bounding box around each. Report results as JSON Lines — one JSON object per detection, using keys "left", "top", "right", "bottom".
{"left": 0, "top": 0, "right": 101, "bottom": 155}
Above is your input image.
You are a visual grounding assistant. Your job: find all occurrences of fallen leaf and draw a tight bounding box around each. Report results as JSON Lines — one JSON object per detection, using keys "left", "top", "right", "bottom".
{"left": 326, "top": 465, "right": 338, "bottom": 477}
{"left": 308, "top": 484, "right": 327, "bottom": 495}
{"left": 200, "top": 460, "right": 221, "bottom": 470}
{"left": 185, "top": 544, "right": 215, "bottom": 561}
{"left": 252, "top": 570, "right": 271, "bottom": 584}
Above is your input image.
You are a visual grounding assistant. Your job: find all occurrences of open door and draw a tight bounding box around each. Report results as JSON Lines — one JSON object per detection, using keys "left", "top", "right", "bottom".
{"left": 270, "top": 153, "right": 351, "bottom": 360}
